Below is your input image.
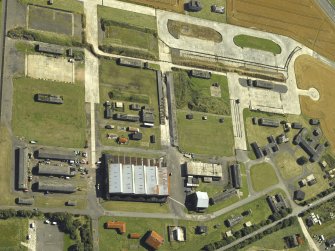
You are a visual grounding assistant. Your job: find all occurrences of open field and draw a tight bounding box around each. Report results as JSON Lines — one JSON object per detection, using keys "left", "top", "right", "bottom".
{"left": 275, "top": 152, "right": 303, "bottom": 180}
{"left": 307, "top": 220, "right": 335, "bottom": 240}
{"left": 167, "top": 20, "right": 222, "bottom": 42}
{"left": 101, "top": 200, "right": 170, "bottom": 213}
{"left": 98, "top": 5, "right": 157, "bottom": 30}
{"left": 34, "top": 194, "right": 87, "bottom": 209}
{"left": 233, "top": 34, "right": 281, "bottom": 54}
{"left": 28, "top": 5, "right": 73, "bottom": 35}
{"left": 0, "top": 218, "right": 28, "bottom": 250}
{"left": 12, "top": 77, "right": 87, "bottom": 148}
{"left": 99, "top": 190, "right": 280, "bottom": 251}
{"left": 117, "top": 0, "right": 183, "bottom": 12}
{"left": 242, "top": 218, "right": 307, "bottom": 251}
{"left": 20, "top": 0, "right": 84, "bottom": 13}
{"left": 295, "top": 55, "right": 335, "bottom": 152}
{"left": 186, "top": 0, "right": 227, "bottom": 23}
{"left": 173, "top": 70, "right": 230, "bottom": 115}
{"left": 99, "top": 59, "right": 160, "bottom": 149}
{"left": 227, "top": 0, "right": 335, "bottom": 61}
{"left": 250, "top": 163, "right": 278, "bottom": 192}
{"left": 177, "top": 111, "right": 234, "bottom": 156}
{"left": 0, "top": 125, "right": 16, "bottom": 206}
{"left": 98, "top": 7, "right": 158, "bottom": 59}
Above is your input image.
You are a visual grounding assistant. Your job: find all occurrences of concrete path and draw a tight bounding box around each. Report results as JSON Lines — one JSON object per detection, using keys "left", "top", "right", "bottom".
{"left": 298, "top": 217, "right": 319, "bottom": 251}
{"left": 102, "top": 0, "right": 156, "bottom": 16}
{"left": 156, "top": 10, "right": 299, "bottom": 70}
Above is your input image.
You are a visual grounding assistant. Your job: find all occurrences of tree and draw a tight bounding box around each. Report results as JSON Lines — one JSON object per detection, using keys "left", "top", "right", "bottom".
{"left": 297, "top": 156, "right": 308, "bottom": 165}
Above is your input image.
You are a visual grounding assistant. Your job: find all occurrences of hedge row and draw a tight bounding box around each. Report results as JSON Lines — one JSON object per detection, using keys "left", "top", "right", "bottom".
{"left": 101, "top": 19, "right": 157, "bottom": 36}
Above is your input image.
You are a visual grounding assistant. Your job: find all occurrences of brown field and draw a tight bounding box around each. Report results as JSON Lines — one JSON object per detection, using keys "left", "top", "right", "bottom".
{"left": 120, "top": 0, "right": 183, "bottom": 12}
{"left": 295, "top": 55, "right": 335, "bottom": 151}
{"left": 227, "top": 0, "right": 335, "bottom": 61}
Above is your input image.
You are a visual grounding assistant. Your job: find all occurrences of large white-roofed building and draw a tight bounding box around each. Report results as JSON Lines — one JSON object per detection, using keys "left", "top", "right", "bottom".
{"left": 105, "top": 155, "right": 169, "bottom": 203}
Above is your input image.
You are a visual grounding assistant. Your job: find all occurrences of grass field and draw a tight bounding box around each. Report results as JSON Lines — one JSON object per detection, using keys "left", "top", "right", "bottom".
{"left": 99, "top": 59, "right": 160, "bottom": 149}
{"left": 0, "top": 125, "right": 16, "bottom": 206}
{"left": 102, "top": 25, "right": 158, "bottom": 56}
{"left": 173, "top": 70, "right": 230, "bottom": 115}
{"left": 20, "top": 0, "right": 84, "bottom": 13}
{"left": 233, "top": 34, "right": 282, "bottom": 54}
{"left": 227, "top": 0, "right": 335, "bottom": 61}
{"left": 275, "top": 152, "right": 303, "bottom": 180}
{"left": 295, "top": 55, "right": 335, "bottom": 152}
{"left": 100, "top": 200, "right": 170, "bottom": 213}
{"left": 0, "top": 218, "right": 28, "bottom": 249}
{"left": 28, "top": 5, "right": 73, "bottom": 35}
{"left": 242, "top": 217, "right": 307, "bottom": 251}
{"left": 167, "top": 20, "right": 222, "bottom": 42}
{"left": 186, "top": 0, "right": 227, "bottom": 23}
{"left": 99, "top": 190, "right": 279, "bottom": 251}
{"left": 250, "top": 163, "right": 278, "bottom": 192}
{"left": 177, "top": 111, "right": 234, "bottom": 156}
{"left": 98, "top": 5, "right": 157, "bottom": 31}
{"left": 12, "top": 77, "right": 87, "bottom": 148}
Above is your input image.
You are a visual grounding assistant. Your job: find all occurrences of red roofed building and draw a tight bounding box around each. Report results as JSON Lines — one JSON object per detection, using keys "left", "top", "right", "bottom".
{"left": 105, "top": 221, "right": 126, "bottom": 234}
{"left": 145, "top": 230, "right": 164, "bottom": 250}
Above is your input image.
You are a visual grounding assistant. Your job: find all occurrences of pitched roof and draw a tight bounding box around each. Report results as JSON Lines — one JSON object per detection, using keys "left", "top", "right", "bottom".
{"left": 196, "top": 191, "right": 209, "bottom": 208}
{"left": 145, "top": 231, "right": 164, "bottom": 250}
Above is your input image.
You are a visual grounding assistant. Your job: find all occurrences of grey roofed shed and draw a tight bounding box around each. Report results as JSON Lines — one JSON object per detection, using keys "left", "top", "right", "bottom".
{"left": 17, "top": 197, "right": 34, "bottom": 205}
{"left": 38, "top": 163, "right": 75, "bottom": 176}
{"left": 38, "top": 180, "right": 76, "bottom": 193}
{"left": 18, "top": 147, "right": 28, "bottom": 190}
{"left": 37, "top": 148, "right": 76, "bottom": 161}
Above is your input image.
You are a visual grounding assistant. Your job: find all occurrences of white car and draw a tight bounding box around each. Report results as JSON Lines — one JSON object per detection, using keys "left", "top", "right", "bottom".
{"left": 51, "top": 222, "right": 57, "bottom": 225}
{"left": 30, "top": 223, "right": 35, "bottom": 228}
{"left": 44, "top": 220, "right": 50, "bottom": 224}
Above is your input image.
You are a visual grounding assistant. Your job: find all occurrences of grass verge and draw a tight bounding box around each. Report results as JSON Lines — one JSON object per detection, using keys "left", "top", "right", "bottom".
{"left": 0, "top": 218, "right": 28, "bottom": 249}
{"left": 19, "top": 0, "right": 84, "bottom": 13}
{"left": 233, "top": 34, "right": 282, "bottom": 54}
{"left": 100, "top": 201, "right": 170, "bottom": 213}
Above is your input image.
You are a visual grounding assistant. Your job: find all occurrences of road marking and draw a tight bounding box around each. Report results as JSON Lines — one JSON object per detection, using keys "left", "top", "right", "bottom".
{"left": 168, "top": 197, "right": 185, "bottom": 207}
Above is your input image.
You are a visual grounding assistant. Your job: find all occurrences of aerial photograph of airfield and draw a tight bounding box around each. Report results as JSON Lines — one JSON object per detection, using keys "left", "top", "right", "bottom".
{"left": 1, "top": 0, "right": 335, "bottom": 250}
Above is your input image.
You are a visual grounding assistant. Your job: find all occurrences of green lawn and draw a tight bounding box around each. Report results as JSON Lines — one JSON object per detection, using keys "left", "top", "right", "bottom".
{"left": 100, "top": 201, "right": 170, "bottom": 213}
{"left": 177, "top": 111, "right": 234, "bottom": 156}
{"left": 99, "top": 190, "right": 281, "bottom": 251}
{"left": 250, "top": 163, "right": 278, "bottom": 192}
{"left": 97, "top": 5, "right": 157, "bottom": 30}
{"left": 330, "top": 0, "right": 335, "bottom": 7}
{"left": 0, "top": 218, "right": 28, "bottom": 249}
{"left": 19, "top": 0, "right": 84, "bottom": 13}
{"left": 64, "top": 234, "right": 76, "bottom": 251}
{"left": 174, "top": 70, "right": 230, "bottom": 115}
{"left": 306, "top": 217, "right": 335, "bottom": 239}
{"left": 275, "top": 151, "right": 303, "bottom": 180}
{"left": 186, "top": 0, "right": 227, "bottom": 23}
{"left": 99, "top": 59, "right": 161, "bottom": 150}
{"left": 0, "top": 125, "right": 16, "bottom": 206}
{"left": 12, "top": 77, "right": 87, "bottom": 148}
{"left": 233, "top": 34, "right": 282, "bottom": 54}
{"left": 241, "top": 217, "right": 307, "bottom": 251}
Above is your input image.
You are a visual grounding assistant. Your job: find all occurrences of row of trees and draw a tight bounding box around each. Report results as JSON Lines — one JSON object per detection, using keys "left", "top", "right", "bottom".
{"left": 299, "top": 186, "right": 335, "bottom": 206}
{"left": 202, "top": 207, "right": 292, "bottom": 251}
{"left": 203, "top": 217, "right": 296, "bottom": 251}
{"left": 0, "top": 209, "right": 42, "bottom": 219}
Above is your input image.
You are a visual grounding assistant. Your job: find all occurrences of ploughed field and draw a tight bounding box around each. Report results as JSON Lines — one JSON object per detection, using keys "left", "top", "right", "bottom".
{"left": 227, "top": 0, "right": 335, "bottom": 61}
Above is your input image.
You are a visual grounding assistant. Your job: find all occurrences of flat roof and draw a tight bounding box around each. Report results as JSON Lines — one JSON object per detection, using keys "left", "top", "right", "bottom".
{"left": 186, "top": 161, "right": 223, "bottom": 177}
{"left": 108, "top": 163, "right": 169, "bottom": 196}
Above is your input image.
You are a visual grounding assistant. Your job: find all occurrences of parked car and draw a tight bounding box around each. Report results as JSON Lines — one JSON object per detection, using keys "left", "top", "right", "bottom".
{"left": 44, "top": 220, "right": 50, "bottom": 224}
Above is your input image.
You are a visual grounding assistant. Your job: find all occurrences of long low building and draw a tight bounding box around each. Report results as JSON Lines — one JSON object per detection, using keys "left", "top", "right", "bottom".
{"left": 105, "top": 155, "right": 169, "bottom": 202}
{"left": 38, "top": 180, "right": 76, "bottom": 193}
{"left": 17, "top": 147, "right": 28, "bottom": 191}
{"left": 38, "top": 163, "right": 75, "bottom": 177}
{"left": 186, "top": 161, "right": 223, "bottom": 179}
{"left": 36, "top": 148, "right": 76, "bottom": 161}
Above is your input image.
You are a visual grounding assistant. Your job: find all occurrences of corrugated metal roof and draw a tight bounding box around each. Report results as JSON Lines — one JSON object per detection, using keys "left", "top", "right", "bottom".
{"left": 146, "top": 166, "right": 158, "bottom": 194}
{"left": 122, "top": 165, "right": 133, "bottom": 194}
{"left": 109, "top": 163, "right": 122, "bottom": 193}
{"left": 134, "top": 165, "right": 145, "bottom": 194}
{"left": 196, "top": 191, "right": 209, "bottom": 208}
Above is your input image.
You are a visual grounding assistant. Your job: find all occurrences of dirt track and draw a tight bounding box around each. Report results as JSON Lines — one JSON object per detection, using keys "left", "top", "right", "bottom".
{"left": 227, "top": 0, "right": 335, "bottom": 61}
{"left": 295, "top": 55, "right": 335, "bottom": 151}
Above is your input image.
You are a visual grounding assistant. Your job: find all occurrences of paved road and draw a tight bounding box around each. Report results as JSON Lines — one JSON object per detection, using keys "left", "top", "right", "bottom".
{"left": 317, "top": 0, "right": 335, "bottom": 23}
